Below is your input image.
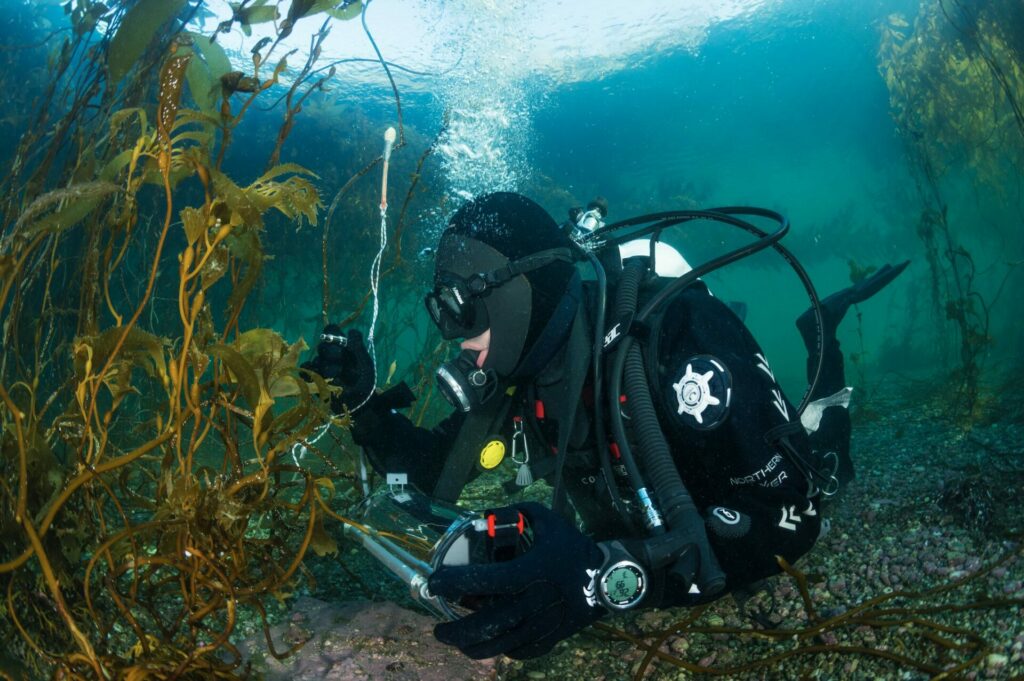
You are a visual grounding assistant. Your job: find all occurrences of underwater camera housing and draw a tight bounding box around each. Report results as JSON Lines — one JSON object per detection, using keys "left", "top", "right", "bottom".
{"left": 344, "top": 482, "right": 531, "bottom": 620}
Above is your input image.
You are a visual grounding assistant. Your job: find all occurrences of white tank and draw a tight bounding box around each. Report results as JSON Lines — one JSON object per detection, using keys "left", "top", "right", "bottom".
{"left": 618, "top": 239, "right": 692, "bottom": 277}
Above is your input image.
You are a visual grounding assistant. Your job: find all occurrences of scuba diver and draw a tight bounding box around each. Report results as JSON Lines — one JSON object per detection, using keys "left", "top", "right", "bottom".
{"left": 301, "top": 192, "right": 908, "bottom": 660}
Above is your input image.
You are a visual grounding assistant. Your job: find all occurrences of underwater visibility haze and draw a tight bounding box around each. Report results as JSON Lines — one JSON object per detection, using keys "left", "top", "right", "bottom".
{"left": 0, "top": 0, "right": 1022, "bottom": 679}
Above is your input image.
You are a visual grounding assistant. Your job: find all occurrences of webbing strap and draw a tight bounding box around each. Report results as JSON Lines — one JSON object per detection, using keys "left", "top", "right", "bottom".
{"left": 432, "top": 390, "right": 516, "bottom": 503}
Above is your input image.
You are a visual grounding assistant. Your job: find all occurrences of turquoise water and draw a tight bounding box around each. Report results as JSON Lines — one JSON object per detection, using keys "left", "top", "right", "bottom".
{"left": 0, "top": 0, "right": 1022, "bottom": 678}
{"left": 188, "top": 0, "right": 1023, "bottom": 396}
{"left": 5, "top": 0, "right": 1021, "bottom": 395}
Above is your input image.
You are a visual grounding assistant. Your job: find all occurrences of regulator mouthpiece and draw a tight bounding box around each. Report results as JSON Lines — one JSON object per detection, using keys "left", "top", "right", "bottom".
{"left": 383, "top": 126, "right": 397, "bottom": 162}
{"left": 576, "top": 208, "right": 605, "bottom": 234}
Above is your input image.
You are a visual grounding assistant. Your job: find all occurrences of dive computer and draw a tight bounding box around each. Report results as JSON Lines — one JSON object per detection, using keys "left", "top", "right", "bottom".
{"left": 596, "top": 541, "right": 648, "bottom": 610}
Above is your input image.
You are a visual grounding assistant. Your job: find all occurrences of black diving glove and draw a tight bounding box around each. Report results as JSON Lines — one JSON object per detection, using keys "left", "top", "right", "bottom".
{"left": 300, "top": 324, "right": 376, "bottom": 413}
{"left": 428, "top": 502, "right": 606, "bottom": 660}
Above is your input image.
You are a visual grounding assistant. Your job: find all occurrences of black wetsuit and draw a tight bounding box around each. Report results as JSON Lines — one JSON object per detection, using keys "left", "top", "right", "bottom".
{"left": 351, "top": 278, "right": 844, "bottom": 604}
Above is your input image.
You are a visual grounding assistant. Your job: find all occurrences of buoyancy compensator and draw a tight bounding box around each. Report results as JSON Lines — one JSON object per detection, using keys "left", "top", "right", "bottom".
{"left": 565, "top": 203, "right": 833, "bottom": 599}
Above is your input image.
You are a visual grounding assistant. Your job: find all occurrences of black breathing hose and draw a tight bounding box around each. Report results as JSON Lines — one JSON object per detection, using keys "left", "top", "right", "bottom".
{"left": 623, "top": 345, "right": 688, "bottom": 518}
{"left": 614, "top": 257, "right": 642, "bottom": 317}
{"left": 591, "top": 207, "right": 825, "bottom": 414}
{"left": 582, "top": 250, "right": 636, "bottom": 529}
{"left": 606, "top": 261, "right": 661, "bottom": 530}
{"left": 588, "top": 206, "right": 824, "bottom": 595}
{"left": 622, "top": 341, "right": 726, "bottom": 595}
{"left": 610, "top": 257, "right": 726, "bottom": 595}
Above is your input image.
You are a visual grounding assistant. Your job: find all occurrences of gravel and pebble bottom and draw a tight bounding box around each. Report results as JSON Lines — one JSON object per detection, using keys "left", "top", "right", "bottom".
{"left": 255, "top": 395, "right": 1023, "bottom": 680}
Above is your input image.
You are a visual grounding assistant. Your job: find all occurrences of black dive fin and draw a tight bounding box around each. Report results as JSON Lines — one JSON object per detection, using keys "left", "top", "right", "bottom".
{"left": 799, "top": 260, "right": 910, "bottom": 342}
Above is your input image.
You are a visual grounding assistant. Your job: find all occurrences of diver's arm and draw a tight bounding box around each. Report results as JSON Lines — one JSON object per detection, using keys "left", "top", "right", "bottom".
{"left": 649, "top": 485, "right": 821, "bottom": 608}
{"left": 595, "top": 469, "right": 819, "bottom": 611}
{"left": 301, "top": 327, "right": 466, "bottom": 492}
{"left": 350, "top": 401, "right": 466, "bottom": 493}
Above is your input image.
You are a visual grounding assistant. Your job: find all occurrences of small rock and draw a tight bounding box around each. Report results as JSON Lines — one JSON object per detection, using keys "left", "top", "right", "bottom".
{"left": 985, "top": 653, "right": 1008, "bottom": 669}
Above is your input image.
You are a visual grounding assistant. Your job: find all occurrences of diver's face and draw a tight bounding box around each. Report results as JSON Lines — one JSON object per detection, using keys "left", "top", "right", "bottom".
{"left": 460, "top": 328, "right": 491, "bottom": 368}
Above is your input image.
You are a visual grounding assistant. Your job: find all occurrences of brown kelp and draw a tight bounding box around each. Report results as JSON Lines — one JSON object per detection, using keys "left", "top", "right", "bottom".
{"left": 878, "top": 1, "right": 1023, "bottom": 421}
{"left": 0, "top": 1, "right": 408, "bottom": 678}
{"left": 594, "top": 546, "right": 1024, "bottom": 680}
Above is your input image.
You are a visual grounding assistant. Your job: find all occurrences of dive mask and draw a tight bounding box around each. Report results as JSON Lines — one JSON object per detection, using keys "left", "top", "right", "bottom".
{"left": 424, "top": 271, "right": 491, "bottom": 340}
{"left": 436, "top": 349, "right": 497, "bottom": 412}
{"left": 424, "top": 247, "right": 579, "bottom": 340}
{"left": 568, "top": 198, "right": 608, "bottom": 242}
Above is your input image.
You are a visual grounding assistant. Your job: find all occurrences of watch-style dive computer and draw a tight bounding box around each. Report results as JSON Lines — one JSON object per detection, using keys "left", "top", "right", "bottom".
{"left": 596, "top": 541, "right": 648, "bottom": 610}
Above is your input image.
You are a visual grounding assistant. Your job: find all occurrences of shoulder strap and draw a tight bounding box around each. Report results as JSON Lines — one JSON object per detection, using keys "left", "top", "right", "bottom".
{"left": 547, "top": 304, "right": 592, "bottom": 516}
{"left": 432, "top": 390, "right": 517, "bottom": 503}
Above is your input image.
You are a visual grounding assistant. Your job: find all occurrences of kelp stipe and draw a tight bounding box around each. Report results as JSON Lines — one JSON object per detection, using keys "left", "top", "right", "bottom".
{"left": 878, "top": 2, "right": 1023, "bottom": 423}
{"left": 594, "top": 544, "right": 1024, "bottom": 679}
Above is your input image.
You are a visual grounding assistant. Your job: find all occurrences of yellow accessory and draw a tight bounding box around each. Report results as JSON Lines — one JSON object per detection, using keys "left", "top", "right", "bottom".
{"left": 479, "top": 439, "right": 506, "bottom": 470}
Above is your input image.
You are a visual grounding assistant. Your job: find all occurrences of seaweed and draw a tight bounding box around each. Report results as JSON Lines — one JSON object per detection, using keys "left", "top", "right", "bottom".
{"left": 844, "top": 259, "right": 876, "bottom": 404}
{"left": 599, "top": 547, "right": 1024, "bottom": 679}
{"left": 877, "top": 2, "right": 1024, "bottom": 422}
{"left": 108, "top": 0, "right": 189, "bottom": 84}
{"left": 0, "top": 3, "right": 411, "bottom": 677}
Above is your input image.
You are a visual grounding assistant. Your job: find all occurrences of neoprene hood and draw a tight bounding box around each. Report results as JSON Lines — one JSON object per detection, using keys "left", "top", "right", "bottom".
{"left": 434, "top": 192, "right": 578, "bottom": 377}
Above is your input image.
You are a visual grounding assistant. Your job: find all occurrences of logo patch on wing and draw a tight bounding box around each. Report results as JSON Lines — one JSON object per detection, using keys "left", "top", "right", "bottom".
{"left": 670, "top": 355, "right": 732, "bottom": 431}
